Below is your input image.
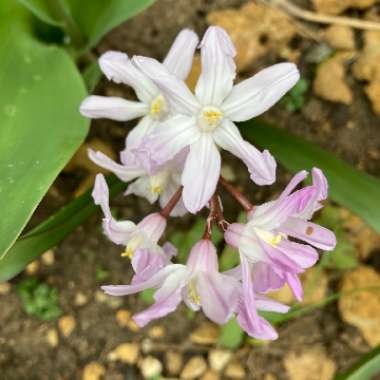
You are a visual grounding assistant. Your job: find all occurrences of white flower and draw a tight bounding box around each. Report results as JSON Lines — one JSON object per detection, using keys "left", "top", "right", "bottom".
{"left": 134, "top": 26, "right": 300, "bottom": 213}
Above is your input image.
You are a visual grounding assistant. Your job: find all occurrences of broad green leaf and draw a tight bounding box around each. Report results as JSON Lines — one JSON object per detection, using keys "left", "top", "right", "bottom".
{"left": 242, "top": 121, "right": 380, "bottom": 234}
{"left": 0, "top": 176, "right": 126, "bottom": 283}
{"left": 218, "top": 317, "right": 244, "bottom": 349}
{"left": 17, "top": 0, "right": 64, "bottom": 27}
{"left": 335, "top": 345, "right": 380, "bottom": 380}
{"left": 0, "top": 2, "right": 89, "bottom": 260}
{"left": 66, "top": 0, "right": 156, "bottom": 50}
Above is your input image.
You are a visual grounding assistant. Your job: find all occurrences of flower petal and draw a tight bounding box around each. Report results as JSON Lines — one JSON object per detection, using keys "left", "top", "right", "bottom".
{"left": 197, "top": 272, "right": 239, "bottom": 324}
{"left": 182, "top": 134, "right": 221, "bottom": 213}
{"left": 133, "top": 56, "right": 200, "bottom": 115}
{"left": 92, "top": 174, "right": 136, "bottom": 244}
{"left": 255, "top": 295, "right": 290, "bottom": 313}
{"left": 195, "top": 26, "right": 236, "bottom": 106}
{"left": 99, "top": 51, "right": 158, "bottom": 103}
{"left": 88, "top": 149, "right": 145, "bottom": 182}
{"left": 281, "top": 217, "right": 337, "bottom": 251}
{"left": 213, "top": 120, "right": 276, "bottom": 185}
{"left": 80, "top": 95, "right": 148, "bottom": 121}
{"left": 222, "top": 63, "right": 300, "bottom": 121}
{"left": 252, "top": 263, "right": 285, "bottom": 293}
{"left": 125, "top": 176, "right": 158, "bottom": 204}
{"left": 126, "top": 116, "right": 157, "bottom": 150}
{"left": 137, "top": 213, "right": 167, "bottom": 243}
{"left": 139, "top": 115, "right": 199, "bottom": 168}
{"left": 187, "top": 240, "right": 219, "bottom": 272}
{"left": 285, "top": 272, "right": 303, "bottom": 301}
{"left": 278, "top": 240, "right": 319, "bottom": 269}
{"left": 163, "top": 29, "right": 199, "bottom": 80}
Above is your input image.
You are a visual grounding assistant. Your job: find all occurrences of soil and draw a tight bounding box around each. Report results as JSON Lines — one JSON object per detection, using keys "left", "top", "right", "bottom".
{"left": 1, "top": 0, "right": 380, "bottom": 379}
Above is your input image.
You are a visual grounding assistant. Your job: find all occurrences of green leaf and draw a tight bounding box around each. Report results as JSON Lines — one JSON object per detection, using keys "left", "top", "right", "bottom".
{"left": 66, "top": 0, "right": 156, "bottom": 50}
{"left": 242, "top": 121, "right": 380, "bottom": 234}
{"left": 0, "top": 2, "right": 89, "bottom": 261}
{"left": 0, "top": 176, "right": 126, "bottom": 283}
{"left": 335, "top": 345, "right": 380, "bottom": 380}
{"left": 218, "top": 317, "right": 244, "bottom": 349}
{"left": 17, "top": 0, "right": 64, "bottom": 27}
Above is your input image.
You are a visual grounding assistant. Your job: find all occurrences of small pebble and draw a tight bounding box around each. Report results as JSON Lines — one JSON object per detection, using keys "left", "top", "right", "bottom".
{"left": 58, "top": 315, "right": 76, "bottom": 337}
{"left": 116, "top": 309, "right": 131, "bottom": 327}
{"left": 82, "top": 361, "right": 105, "bottom": 380}
{"left": 75, "top": 292, "right": 89, "bottom": 307}
{"left": 201, "top": 369, "right": 221, "bottom": 380}
{"left": 0, "top": 282, "right": 11, "bottom": 295}
{"left": 165, "top": 350, "right": 183, "bottom": 375}
{"left": 181, "top": 356, "right": 207, "bottom": 379}
{"left": 46, "top": 328, "right": 59, "bottom": 348}
{"left": 224, "top": 361, "right": 246, "bottom": 379}
{"left": 148, "top": 325, "right": 165, "bottom": 339}
{"left": 41, "top": 249, "right": 55, "bottom": 266}
{"left": 209, "top": 349, "right": 232, "bottom": 371}
{"left": 190, "top": 323, "right": 219, "bottom": 345}
{"left": 107, "top": 343, "right": 140, "bottom": 364}
{"left": 95, "top": 291, "right": 123, "bottom": 309}
{"left": 26, "top": 261, "right": 39, "bottom": 275}
{"left": 139, "top": 356, "right": 163, "bottom": 379}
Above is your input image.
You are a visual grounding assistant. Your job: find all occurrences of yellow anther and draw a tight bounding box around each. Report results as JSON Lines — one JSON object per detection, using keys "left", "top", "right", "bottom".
{"left": 121, "top": 235, "right": 143, "bottom": 259}
{"left": 198, "top": 106, "right": 223, "bottom": 132}
{"left": 121, "top": 247, "right": 134, "bottom": 259}
{"left": 149, "top": 171, "right": 169, "bottom": 195}
{"left": 188, "top": 281, "right": 201, "bottom": 305}
{"left": 150, "top": 96, "right": 162, "bottom": 116}
{"left": 255, "top": 228, "right": 285, "bottom": 248}
{"left": 203, "top": 110, "right": 223, "bottom": 125}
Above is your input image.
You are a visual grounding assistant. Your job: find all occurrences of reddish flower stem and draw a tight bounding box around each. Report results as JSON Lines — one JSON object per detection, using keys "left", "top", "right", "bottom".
{"left": 160, "top": 187, "right": 183, "bottom": 218}
{"left": 219, "top": 176, "right": 254, "bottom": 212}
{"left": 203, "top": 194, "right": 230, "bottom": 239}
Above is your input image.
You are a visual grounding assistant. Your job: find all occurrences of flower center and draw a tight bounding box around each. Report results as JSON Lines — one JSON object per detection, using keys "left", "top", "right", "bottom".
{"left": 149, "top": 95, "right": 169, "bottom": 121}
{"left": 255, "top": 228, "right": 285, "bottom": 248}
{"left": 149, "top": 170, "right": 170, "bottom": 195}
{"left": 121, "top": 234, "right": 144, "bottom": 258}
{"left": 188, "top": 280, "right": 201, "bottom": 305}
{"left": 198, "top": 106, "right": 223, "bottom": 132}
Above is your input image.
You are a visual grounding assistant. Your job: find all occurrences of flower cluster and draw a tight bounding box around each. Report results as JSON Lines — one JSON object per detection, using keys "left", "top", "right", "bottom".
{"left": 80, "top": 27, "right": 336, "bottom": 340}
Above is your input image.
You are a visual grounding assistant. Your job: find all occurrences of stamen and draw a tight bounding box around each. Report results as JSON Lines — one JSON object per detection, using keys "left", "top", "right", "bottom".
{"left": 255, "top": 228, "right": 285, "bottom": 248}
{"left": 198, "top": 106, "right": 223, "bottom": 132}
{"left": 149, "top": 95, "right": 168, "bottom": 120}
{"left": 121, "top": 235, "right": 143, "bottom": 259}
{"left": 188, "top": 280, "right": 201, "bottom": 305}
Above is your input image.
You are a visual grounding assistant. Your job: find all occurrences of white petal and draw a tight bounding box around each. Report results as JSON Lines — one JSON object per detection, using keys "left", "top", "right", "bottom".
{"left": 88, "top": 149, "right": 145, "bottom": 181}
{"left": 213, "top": 120, "right": 276, "bottom": 185}
{"left": 125, "top": 176, "right": 158, "bottom": 204}
{"left": 133, "top": 56, "right": 200, "bottom": 115}
{"left": 99, "top": 51, "right": 158, "bottom": 103}
{"left": 195, "top": 26, "right": 236, "bottom": 106}
{"left": 146, "top": 115, "right": 200, "bottom": 165}
{"left": 80, "top": 95, "right": 148, "bottom": 121}
{"left": 182, "top": 134, "right": 221, "bottom": 213}
{"left": 163, "top": 29, "right": 199, "bottom": 80}
{"left": 126, "top": 116, "right": 157, "bottom": 150}
{"left": 222, "top": 63, "right": 300, "bottom": 121}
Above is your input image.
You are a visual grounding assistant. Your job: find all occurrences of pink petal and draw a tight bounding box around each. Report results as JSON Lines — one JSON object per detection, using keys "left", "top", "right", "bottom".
{"left": 187, "top": 240, "right": 219, "bottom": 272}
{"left": 163, "top": 29, "right": 199, "bottom": 80}
{"left": 137, "top": 213, "right": 167, "bottom": 243}
{"left": 253, "top": 263, "right": 285, "bottom": 293}
{"left": 222, "top": 63, "right": 300, "bottom": 122}
{"left": 126, "top": 116, "right": 157, "bottom": 150}
{"left": 182, "top": 134, "right": 221, "bottom": 213}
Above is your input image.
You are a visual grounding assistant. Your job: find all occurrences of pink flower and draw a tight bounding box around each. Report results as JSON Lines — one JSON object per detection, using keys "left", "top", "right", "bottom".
{"left": 225, "top": 168, "right": 336, "bottom": 300}
{"left": 102, "top": 239, "right": 240, "bottom": 327}
{"left": 133, "top": 26, "right": 299, "bottom": 213}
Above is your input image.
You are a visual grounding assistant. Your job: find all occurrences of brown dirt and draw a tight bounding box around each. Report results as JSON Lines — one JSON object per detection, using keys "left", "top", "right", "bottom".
{"left": 1, "top": 0, "right": 380, "bottom": 379}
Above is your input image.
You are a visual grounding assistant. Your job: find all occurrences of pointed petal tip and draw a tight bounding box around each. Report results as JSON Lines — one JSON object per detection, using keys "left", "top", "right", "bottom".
{"left": 99, "top": 50, "right": 129, "bottom": 81}
{"left": 201, "top": 25, "right": 236, "bottom": 56}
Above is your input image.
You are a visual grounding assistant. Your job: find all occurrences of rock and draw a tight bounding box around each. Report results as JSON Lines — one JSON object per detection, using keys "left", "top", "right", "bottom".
{"left": 201, "top": 369, "right": 220, "bottom": 380}
{"left": 107, "top": 343, "right": 139, "bottom": 364}
{"left": 323, "top": 25, "right": 355, "bottom": 50}
{"left": 46, "top": 328, "right": 59, "bottom": 348}
{"left": 190, "top": 322, "right": 219, "bottom": 345}
{"left": 141, "top": 338, "right": 154, "bottom": 354}
{"left": 352, "top": 30, "right": 380, "bottom": 115}
{"left": 208, "top": 349, "right": 232, "bottom": 371}
{"left": 284, "top": 346, "right": 336, "bottom": 380}
{"left": 180, "top": 356, "right": 207, "bottom": 379}
{"left": 41, "top": 249, "right": 55, "bottom": 266}
{"left": 224, "top": 361, "right": 246, "bottom": 379}
{"left": 339, "top": 266, "right": 380, "bottom": 347}
{"left": 148, "top": 325, "right": 165, "bottom": 339}
{"left": 0, "top": 282, "right": 11, "bottom": 295}
{"left": 301, "top": 267, "right": 328, "bottom": 305}
{"left": 25, "top": 260, "right": 39, "bottom": 275}
{"left": 74, "top": 292, "right": 89, "bottom": 307}
{"left": 165, "top": 350, "right": 183, "bottom": 375}
{"left": 207, "top": 3, "right": 298, "bottom": 71}
{"left": 139, "top": 356, "right": 163, "bottom": 379}
{"left": 314, "top": 52, "right": 354, "bottom": 104}
{"left": 58, "top": 315, "right": 76, "bottom": 337}
{"left": 341, "top": 209, "right": 380, "bottom": 259}
{"left": 82, "top": 362, "right": 105, "bottom": 380}
{"left": 313, "top": 0, "right": 376, "bottom": 15}
{"left": 264, "top": 374, "right": 277, "bottom": 380}
{"left": 115, "top": 309, "right": 131, "bottom": 327}
{"left": 95, "top": 291, "right": 123, "bottom": 309}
